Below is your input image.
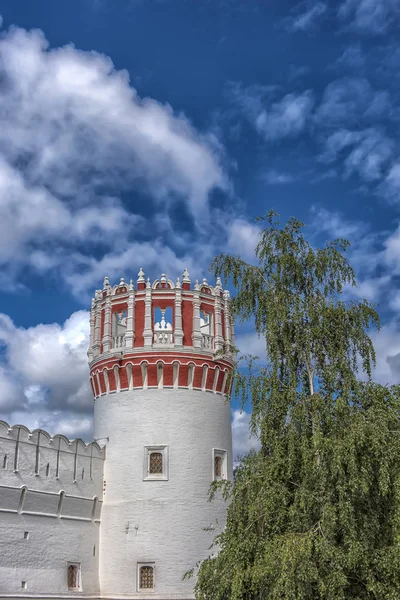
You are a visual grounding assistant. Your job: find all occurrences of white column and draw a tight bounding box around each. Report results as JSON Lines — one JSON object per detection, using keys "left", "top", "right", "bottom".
{"left": 143, "top": 278, "right": 153, "bottom": 347}
{"left": 214, "top": 278, "right": 224, "bottom": 352}
{"left": 125, "top": 281, "right": 135, "bottom": 349}
{"left": 192, "top": 281, "right": 203, "bottom": 349}
{"left": 174, "top": 278, "right": 183, "bottom": 346}
{"left": 93, "top": 293, "right": 102, "bottom": 357}
{"left": 87, "top": 299, "right": 96, "bottom": 362}
{"left": 223, "top": 290, "right": 232, "bottom": 353}
{"left": 102, "top": 297, "right": 112, "bottom": 353}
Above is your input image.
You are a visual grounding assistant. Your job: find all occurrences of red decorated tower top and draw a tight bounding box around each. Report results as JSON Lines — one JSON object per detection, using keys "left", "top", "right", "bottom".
{"left": 88, "top": 269, "right": 235, "bottom": 398}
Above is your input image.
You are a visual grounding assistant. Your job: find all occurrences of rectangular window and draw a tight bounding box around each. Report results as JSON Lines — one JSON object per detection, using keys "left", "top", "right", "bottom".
{"left": 212, "top": 449, "right": 227, "bottom": 481}
{"left": 143, "top": 446, "right": 168, "bottom": 480}
{"left": 138, "top": 562, "right": 155, "bottom": 591}
{"left": 67, "top": 563, "right": 81, "bottom": 590}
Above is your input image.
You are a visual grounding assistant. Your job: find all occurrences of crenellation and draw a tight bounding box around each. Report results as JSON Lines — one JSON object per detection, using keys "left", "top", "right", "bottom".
{"left": 0, "top": 420, "right": 105, "bottom": 500}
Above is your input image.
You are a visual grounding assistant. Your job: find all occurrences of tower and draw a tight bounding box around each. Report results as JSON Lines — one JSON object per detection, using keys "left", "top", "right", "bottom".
{"left": 88, "top": 269, "right": 234, "bottom": 599}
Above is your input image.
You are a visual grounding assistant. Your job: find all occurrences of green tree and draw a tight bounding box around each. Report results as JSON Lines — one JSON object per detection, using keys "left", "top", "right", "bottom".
{"left": 194, "top": 212, "right": 400, "bottom": 600}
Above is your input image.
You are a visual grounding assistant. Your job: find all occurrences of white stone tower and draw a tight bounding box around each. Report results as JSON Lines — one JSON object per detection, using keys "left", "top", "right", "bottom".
{"left": 88, "top": 269, "right": 234, "bottom": 599}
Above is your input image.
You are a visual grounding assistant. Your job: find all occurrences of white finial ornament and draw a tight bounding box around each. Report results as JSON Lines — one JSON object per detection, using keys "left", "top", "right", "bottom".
{"left": 137, "top": 268, "right": 145, "bottom": 283}
{"left": 194, "top": 279, "right": 200, "bottom": 290}
{"left": 129, "top": 279, "right": 134, "bottom": 290}
{"left": 103, "top": 276, "right": 110, "bottom": 289}
{"left": 202, "top": 277, "right": 208, "bottom": 285}
{"left": 161, "top": 273, "right": 167, "bottom": 284}
{"left": 216, "top": 276, "right": 222, "bottom": 289}
{"left": 182, "top": 268, "right": 190, "bottom": 283}
{"left": 120, "top": 277, "right": 125, "bottom": 286}
{"left": 176, "top": 276, "right": 181, "bottom": 289}
{"left": 146, "top": 277, "right": 151, "bottom": 288}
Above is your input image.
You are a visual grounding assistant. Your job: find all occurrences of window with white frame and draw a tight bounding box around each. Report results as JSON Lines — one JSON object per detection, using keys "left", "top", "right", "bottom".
{"left": 212, "top": 449, "right": 227, "bottom": 481}
{"left": 138, "top": 563, "right": 155, "bottom": 591}
{"left": 143, "top": 446, "right": 168, "bottom": 480}
{"left": 67, "top": 563, "right": 81, "bottom": 590}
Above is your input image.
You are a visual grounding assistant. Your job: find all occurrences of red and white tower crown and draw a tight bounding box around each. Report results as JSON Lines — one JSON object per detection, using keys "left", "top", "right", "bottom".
{"left": 87, "top": 268, "right": 234, "bottom": 398}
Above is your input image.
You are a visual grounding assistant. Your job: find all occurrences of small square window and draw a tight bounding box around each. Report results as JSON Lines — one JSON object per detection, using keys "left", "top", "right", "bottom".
{"left": 143, "top": 446, "right": 168, "bottom": 481}
{"left": 212, "top": 449, "right": 227, "bottom": 481}
{"left": 23, "top": 531, "right": 29, "bottom": 540}
{"left": 21, "top": 582, "right": 27, "bottom": 590}
{"left": 67, "top": 563, "right": 81, "bottom": 590}
{"left": 138, "top": 562, "right": 155, "bottom": 591}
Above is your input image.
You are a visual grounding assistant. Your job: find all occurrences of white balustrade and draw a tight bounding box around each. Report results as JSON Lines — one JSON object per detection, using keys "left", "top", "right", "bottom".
{"left": 112, "top": 335, "right": 125, "bottom": 349}
{"left": 154, "top": 331, "right": 174, "bottom": 345}
{"left": 202, "top": 334, "right": 214, "bottom": 351}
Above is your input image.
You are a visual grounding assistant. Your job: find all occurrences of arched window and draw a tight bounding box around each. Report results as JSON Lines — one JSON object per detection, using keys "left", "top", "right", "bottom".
{"left": 139, "top": 565, "right": 154, "bottom": 589}
{"left": 149, "top": 452, "right": 163, "bottom": 474}
{"left": 214, "top": 455, "right": 222, "bottom": 478}
{"left": 67, "top": 564, "right": 80, "bottom": 589}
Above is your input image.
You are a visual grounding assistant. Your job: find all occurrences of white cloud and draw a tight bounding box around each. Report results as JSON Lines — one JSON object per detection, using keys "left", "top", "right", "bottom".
{"left": 338, "top": 0, "right": 400, "bottom": 34}
{"left": 315, "top": 78, "right": 390, "bottom": 127}
{"left": 336, "top": 44, "right": 366, "bottom": 70}
{"left": 321, "top": 128, "right": 393, "bottom": 182}
{"left": 226, "top": 218, "right": 260, "bottom": 262}
{"left": 0, "top": 311, "right": 92, "bottom": 431}
{"left": 256, "top": 91, "right": 315, "bottom": 141}
{"left": 0, "top": 24, "right": 227, "bottom": 293}
{"left": 235, "top": 331, "right": 265, "bottom": 357}
{"left": 287, "top": 2, "right": 327, "bottom": 31}
{"left": 370, "top": 321, "right": 400, "bottom": 385}
{"left": 231, "top": 410, "right": 260, "bottom": 460}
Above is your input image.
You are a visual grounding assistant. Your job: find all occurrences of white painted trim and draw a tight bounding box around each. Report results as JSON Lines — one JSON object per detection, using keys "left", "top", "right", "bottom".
{"left": 143, "top": 446, "right": 168, "bottom": 481}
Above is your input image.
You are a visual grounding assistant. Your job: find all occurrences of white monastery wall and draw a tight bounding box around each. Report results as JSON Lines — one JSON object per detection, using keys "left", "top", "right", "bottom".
{"left": 0, "top": 421, "right": 105, "bottom": 597}
{"left": 95, "top": 387, "right": 232, "bottom": 599}
{"left": 0, "top": 512, "right": 100, "bottom": 596}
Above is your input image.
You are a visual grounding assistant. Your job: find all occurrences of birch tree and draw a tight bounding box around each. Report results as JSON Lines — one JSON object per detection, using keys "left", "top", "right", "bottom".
{"left": 194, "top": 212, "right": 400, "bottom": 600}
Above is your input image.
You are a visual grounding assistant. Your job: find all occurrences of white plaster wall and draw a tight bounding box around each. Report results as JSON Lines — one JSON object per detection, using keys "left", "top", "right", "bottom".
{"left": 0, "top": 422, "right": 105, "bottom": 597}
{"left": 0, "top": 512, "right": 100, "bottom": 596}
{"left": 94, "top": 387, "right": 232, "bottom": 599}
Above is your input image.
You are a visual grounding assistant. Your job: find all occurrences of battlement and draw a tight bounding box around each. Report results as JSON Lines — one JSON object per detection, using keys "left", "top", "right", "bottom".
{"left": 88, "top": 269, "right": 235, "bottom": 398}
{"left": 0, "top": 420, "right": 105, "bottom": 500}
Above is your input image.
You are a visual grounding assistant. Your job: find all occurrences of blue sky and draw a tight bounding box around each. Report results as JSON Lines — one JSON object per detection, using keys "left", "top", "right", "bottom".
{"left": 0, "top": 0, "right": 400, "bottom": 456}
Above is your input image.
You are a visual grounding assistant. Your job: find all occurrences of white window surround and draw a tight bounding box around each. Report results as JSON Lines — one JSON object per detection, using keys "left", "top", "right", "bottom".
{"left": 137, "top": 562, "right": 155, "bottom": 592}
{"left": 212, "top": 448, "right": 227, "bottom": 481}
{"left": 143, "top": 446, "right": 168, "bottom": 481}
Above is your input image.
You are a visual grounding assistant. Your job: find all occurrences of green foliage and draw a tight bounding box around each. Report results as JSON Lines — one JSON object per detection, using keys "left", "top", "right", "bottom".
{"left": 194, "top": 212, "right": 400, "bottom": 599}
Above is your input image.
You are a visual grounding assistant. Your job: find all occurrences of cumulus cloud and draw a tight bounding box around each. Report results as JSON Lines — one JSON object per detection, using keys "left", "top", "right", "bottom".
{"left": 338, "top": 0, "right": 400, "bottom": 35}
{"left": 0, "top": 24, "right": 226, "bottom": 294}
{"left": 225, "top": 218, "right": 260, "bottom": 262}
{"left": 0, "top": 310, "right": 93, "bottom": 438}
{"left": 231, "top": 410, "right": 260, "bottom": 460}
